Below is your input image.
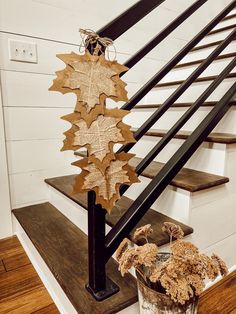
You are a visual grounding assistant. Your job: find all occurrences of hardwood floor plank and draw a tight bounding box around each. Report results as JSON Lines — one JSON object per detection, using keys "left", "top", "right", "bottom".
{"left": 0, "top": 236, "right": 24, "bottom": 259}
{"left": 0, "top": 286, "right": 54, "bottom": 314}
{"left": 3, "top": 252, "right": 31, "bottom": 271}
{"left": 0, "top": 260, "right": 6, "bottom": 274}
{"left": 199, "top": 270, "right": 236, "bottom": 314}
{"left": 32, "top": 303, "right": 60, "bottom": 314}
{"left": 0, "top": 264, "right": 42, "bottom": 302}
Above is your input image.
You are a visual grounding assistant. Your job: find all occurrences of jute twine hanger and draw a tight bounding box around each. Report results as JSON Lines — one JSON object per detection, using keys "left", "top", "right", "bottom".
{"left": 79, "top": 28, "right": 117, "bottom": 60}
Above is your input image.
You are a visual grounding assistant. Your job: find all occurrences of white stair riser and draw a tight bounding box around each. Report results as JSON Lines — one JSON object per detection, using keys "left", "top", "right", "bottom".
{"left": 162, "top": 59, "right": 236, "bottom": 83}
{"left": 189, "top": 189, "right": 236, "bottom": 252}
{"left": 126, "top": 107, "right": 236, "bottom": 133}
{"left": 202, "top": 232, "right": 236, "bottom": 272}
{"left": 196, "top": 28, "right": 234, "bottom": 46}
{"left": 47, "top": 185, "right": 111, "bottom": 236}
{"left": 145, "top": 78, "right": 235, "bottom": 103}
{"left": 214, "top": 16, "right": 236, "bottom": 30}
{"left": 48, "top": 175, "right": 236, "bottom": 254}
{"left": 130, "top": 137, "right": 227, "bottom": 175}
{"left": 180, "top": 41, "right": 236, "bottom": 64}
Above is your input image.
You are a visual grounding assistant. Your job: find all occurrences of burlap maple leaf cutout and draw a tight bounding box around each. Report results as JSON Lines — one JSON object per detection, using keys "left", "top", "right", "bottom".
{"left": 72, "top": 153, "right": 139, "bottom": 212}
{"left": 49, "top": 51, "right": 128, "bottom": 126}
{"left": 61, "top": 108, "right": 135, "bottom": 171}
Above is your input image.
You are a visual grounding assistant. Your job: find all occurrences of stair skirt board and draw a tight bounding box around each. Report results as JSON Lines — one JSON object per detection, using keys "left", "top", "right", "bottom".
{"left": 12, "top": 215, "right": 78, "bottom": 314}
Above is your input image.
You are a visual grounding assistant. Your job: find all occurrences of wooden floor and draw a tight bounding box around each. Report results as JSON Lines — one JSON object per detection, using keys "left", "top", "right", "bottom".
{"left": 199, "top": 269, "right": 236, "bottom": 314}
{"left": 0, "top": 236, "right": 59, "bottom": 314}
{"left": 0, "top": 235, "right": 236, "bottom": 313}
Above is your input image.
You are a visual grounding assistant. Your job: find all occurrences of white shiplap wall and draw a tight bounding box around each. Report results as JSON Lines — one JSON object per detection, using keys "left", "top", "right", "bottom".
{"left": 0, "top": 0, "right": 231, "bottom": 209}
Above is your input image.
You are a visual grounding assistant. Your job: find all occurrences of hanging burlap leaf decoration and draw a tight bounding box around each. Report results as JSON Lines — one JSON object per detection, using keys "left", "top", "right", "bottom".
{"left": 49, "top": 51, "right": 128, "bottom": 126}
{"left": 72, "top": 153, "right": 139, "bottom": 213}
{"left": 61, "top": 108, "right": 135, "bottom": 171}
{"left": 50, "top": 31, "right": 140, "bottom": 213}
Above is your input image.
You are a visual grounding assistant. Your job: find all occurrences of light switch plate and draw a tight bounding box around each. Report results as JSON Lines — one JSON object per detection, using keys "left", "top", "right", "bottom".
{"left": 8, "top": 39, "right": 38, "bottom": 63}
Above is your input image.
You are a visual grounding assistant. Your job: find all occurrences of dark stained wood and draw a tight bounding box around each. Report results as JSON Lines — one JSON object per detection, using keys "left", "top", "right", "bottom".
{"left": 174, "top": 52, "right": 236, "bottom": 69}
{"left": 32, "top": 303, "right": 60, "bottom": 314}
{"left": 0, "top": 260, "right": 5, "bottom": 274}
{"left": 223, "top": 13, "right": 236, "bottom": 21}
{"left": 0, "top": 264, "right": 42, "bottom": 302}
{"left": 191, "top": 39, "right": 236, "bottom": 51}
{"left": 3, "top": 251, "right": 31, "bottom": 271}
{"left": 13, "top": 203, "right": 138, "bottom": 314}
{"left": 0, "top": 236, "right": 58, "bottom": 313}
{"left": 155, "top": 73, "right": 236, "bottom": 88}
{"left": 44, "top": 178, "right": 193, "bottom": 246}
{"left": 0, "top": 236, "right": 24, "bottom": 259}
{"left": 0, "top": 286, "right": 55, "bottom": 314}
{"left": 128, "top": 157, "right": 229, "bottom": 192}
{"left": 132, "top": 128, "right": 236, "bottom": 144}
{"left": 206, "top": 23, "right": 236, "bottom": 36}
{"left": 134, "top": 100, "right": 236, "bottom": 109}
{"left": 73, "top": 151, "right": 229, "bottom": 192}
{"left": 199, "top": 270, "right": 236, "bottom": 314}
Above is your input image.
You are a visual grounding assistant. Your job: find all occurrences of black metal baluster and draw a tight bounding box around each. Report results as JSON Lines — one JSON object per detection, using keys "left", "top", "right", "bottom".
{"left": 105, "top": 82, "right": 236, "bottom": 259}
{"left": 120, "top": 0, "right": 236, "bottom": 111}
{"left": 118, "top": 25, "right": 236, "bottom": 154}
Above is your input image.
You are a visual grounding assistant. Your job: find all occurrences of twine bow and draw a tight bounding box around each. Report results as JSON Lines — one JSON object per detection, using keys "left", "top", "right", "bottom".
{"left": 79, "top": 28, "right": 116, "bottom": 60}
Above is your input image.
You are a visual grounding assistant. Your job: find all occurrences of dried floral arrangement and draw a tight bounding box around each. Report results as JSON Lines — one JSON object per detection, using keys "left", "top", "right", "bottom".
{"left": 116, "top": 222, "right": 228, "bottom": 305}
{"left": 49, "top": 29, "right": 139, "bottom": 212}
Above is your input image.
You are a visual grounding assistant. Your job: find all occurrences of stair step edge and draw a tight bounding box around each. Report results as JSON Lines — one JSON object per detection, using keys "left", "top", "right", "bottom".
{"left": 73, "top": 151, "right": 229, "bottom": 192}
{"left": 134, "top": 100, "right": 236, "bottom": 109}
{"left": 131, "top": 128, "right": 236, "bottom": 144}
{"left": 45, "top": 178, "right": 193, "bottom": 246}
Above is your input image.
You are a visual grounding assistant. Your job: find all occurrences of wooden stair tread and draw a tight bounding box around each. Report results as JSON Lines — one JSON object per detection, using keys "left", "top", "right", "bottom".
{"left": 128, "top": 157, "right": 229, "bottom": 192}
{"left": 74, "top": 151, "right": 229, "bottom": 192}
{"left": 133, "top": 128, "right": 236, "bottom": 144}
{"left": 174, "top": 52, "right": 236, "bottom": 69}
{"left": 155, "top": 73, "right": 236, "bottom": 88}
{"left": 206, "top": 23, "right": 236, "bottom": 36}
{"left": 45, "top": 177, "right": 193, "bottom": 246}
{"left": 134, "top": 101, "right": 236, "bottom": 109}
{"left": 191, "top": 39, "right": 236, "bottom": 52}
{"left": 13, "top": 202, "right": 138, "bottom": 314}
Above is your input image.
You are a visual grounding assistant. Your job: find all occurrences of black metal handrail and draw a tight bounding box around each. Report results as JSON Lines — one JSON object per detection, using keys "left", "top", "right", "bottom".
{"left": 123, "top": 0, "right": 208, "bottom": 70}
{"left": 105, "top": 82, "right": 236, "bottom": 257}
{"left": 135, "top": 57, "right": 236, "bottom": 176}
{"left": 120, "top": 0, "right": 236, "bottom": 111}
{"left": 97, "top": 0, "right": 165, "bottom": 40}
{"left": 138, "top": 60, "right": 236, "bottom": 174}
{"left": 118, "top": 26, "right": 236, "bottom": 155}
{"left": 86, "top": 0, "right": 236, "bottom": 301}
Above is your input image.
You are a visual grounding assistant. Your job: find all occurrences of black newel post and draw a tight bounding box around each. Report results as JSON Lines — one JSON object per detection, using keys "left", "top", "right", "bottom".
{"left": 85, "top": 41, "right": 120, "bottom": 301}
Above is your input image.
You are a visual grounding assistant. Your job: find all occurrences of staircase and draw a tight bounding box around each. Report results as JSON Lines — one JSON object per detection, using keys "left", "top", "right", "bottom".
{"left": 12, "top": 1, "right": 236, "bottom": 313}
